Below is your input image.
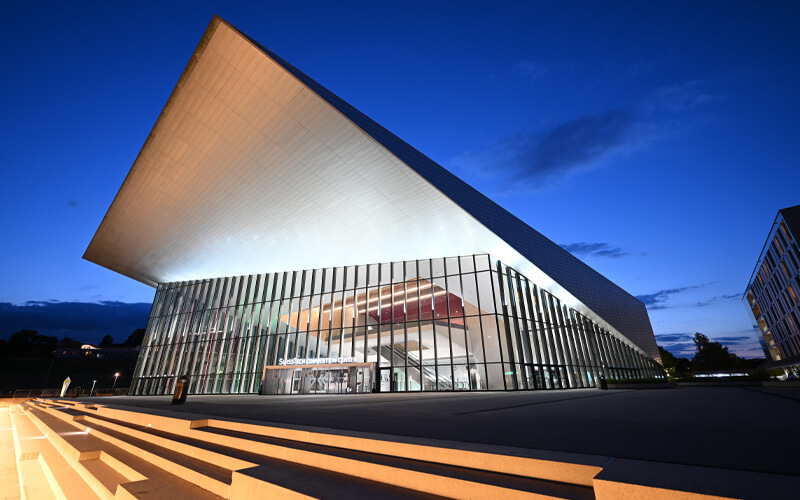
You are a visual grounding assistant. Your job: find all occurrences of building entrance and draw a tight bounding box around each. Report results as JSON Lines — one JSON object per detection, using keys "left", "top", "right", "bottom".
{"left": 262, "top": 363, "right": 373, "bottom": 395}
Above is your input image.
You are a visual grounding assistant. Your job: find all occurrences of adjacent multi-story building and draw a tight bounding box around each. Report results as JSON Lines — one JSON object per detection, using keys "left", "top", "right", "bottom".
{"left": 84, "top": 16, "right": 662, "bottom": 396}
{"left": 744, "top": 205, "right": 800, "bottom": 374}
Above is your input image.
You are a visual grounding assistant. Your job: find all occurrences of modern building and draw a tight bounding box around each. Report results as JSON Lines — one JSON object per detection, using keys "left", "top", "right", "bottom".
{"left": 84, "top": 16, "right": 662, "bottom": 396}
{"left": 743, "top": 204, "right": 800, "bottom": 375}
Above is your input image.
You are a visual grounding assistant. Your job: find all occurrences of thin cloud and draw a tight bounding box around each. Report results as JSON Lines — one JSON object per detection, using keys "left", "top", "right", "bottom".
{"left": 626, "top": 54, "right": 676, "bottom": 76}
{"left": 695, "top": 293, "right": 740, "bottom": 307}
{"left": 656, "top": 333, "right": 695, "bottom": 357}
{"left": 449, "top": 78, "right": 722, "bottom": 190}
{"left": 713, "top": 336, "right": 754, "bottom": 346}
{"left": 516, "top": 109, "right": 639, "bottom": 183}
{"left": 560, "top": 242, "right": 629, "bottom": 259}
{"left": 0, "top": 301, "right": 151, "bottom": 345}
{"left": 647, "top": 79, "right": 725, "bottom": 114}
{"left": 636, "top": 284, "right": 705, "bottom": 309}
{"left": 655, "top": 333, "right": 694, "bottom": 343}
{"left": 450, "top": 108, "right": 646, "bottom": 188}
{"left": 512, "top": 60, "right": 547, "bottom": 81}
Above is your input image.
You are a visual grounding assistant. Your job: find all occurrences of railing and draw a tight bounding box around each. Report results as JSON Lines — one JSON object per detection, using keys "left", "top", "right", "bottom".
{"left": 10, "top": 387, "right": 129, "bottom": 402}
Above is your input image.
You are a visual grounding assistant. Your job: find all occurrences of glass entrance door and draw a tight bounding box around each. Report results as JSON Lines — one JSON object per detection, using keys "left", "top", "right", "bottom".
{"left": 377, "top": 367, "right": 392, "bottom": 392}
{"left": 262, "top": 363, "right": 373, "bottom": 395}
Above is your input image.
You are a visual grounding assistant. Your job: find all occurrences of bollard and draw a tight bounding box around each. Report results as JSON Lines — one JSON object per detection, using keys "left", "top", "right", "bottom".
{"left": 172, "top": 375, "right": 190, "bottom": 405}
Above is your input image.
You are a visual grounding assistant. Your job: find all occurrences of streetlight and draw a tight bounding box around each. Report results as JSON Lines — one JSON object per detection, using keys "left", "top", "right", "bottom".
{"left": 112, "top": 372, "right": 120, "bottom": 392}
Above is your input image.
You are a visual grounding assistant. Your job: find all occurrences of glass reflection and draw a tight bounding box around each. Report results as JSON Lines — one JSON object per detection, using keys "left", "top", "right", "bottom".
{"left": 131, "top": 254, "right": 663, "bottom": 396}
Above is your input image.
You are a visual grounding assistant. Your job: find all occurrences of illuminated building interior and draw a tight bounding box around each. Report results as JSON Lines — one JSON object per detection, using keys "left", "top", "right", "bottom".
{"left": 84, "top": 17, "right": 663, "bottom": 395}
{"left": 132, "top": 255, "right": 662, "bottom": 395}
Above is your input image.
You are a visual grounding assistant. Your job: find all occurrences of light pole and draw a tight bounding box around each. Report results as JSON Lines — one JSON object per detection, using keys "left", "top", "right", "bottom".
{"left": 112, "top": 372, "right": 120, "bottom": 392}
{"left": 90, "top": 380, "right": 97, "bottom": 397}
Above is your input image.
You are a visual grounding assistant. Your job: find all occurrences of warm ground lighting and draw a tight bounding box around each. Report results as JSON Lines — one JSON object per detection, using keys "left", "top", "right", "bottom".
{"left": 0, "top": 405, "right": 21, "bottom": 500}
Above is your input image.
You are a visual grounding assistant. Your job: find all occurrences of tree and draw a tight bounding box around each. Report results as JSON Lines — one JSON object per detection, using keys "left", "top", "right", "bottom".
{"left": 100, "top": 334, "right": 115, "bottom": 347}
{"left": 658, "top": 345, "right": 692, "bottom": 379}
{"left": 123, "top": 328, "right": 146, "bottom": 347}
{"left": 675, "top": 356, "right": 692, "bottom": 375}
{"left": 6, "top": 330, "right": 58, "bottom": 357}
{"left": 691, "top": 332, "right": 750, "bottom": 372}
{"left": 659, "top": 346, "right": 677, "bottom": 371}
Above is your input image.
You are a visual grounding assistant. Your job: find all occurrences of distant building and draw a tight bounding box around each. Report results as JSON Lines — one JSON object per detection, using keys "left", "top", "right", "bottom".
{"left": 84, "top": 16, "right": 662, "bottom": 396}
{"left": 55, "top": 344, "right": 141, "bottom": 361}
{"left": 744, "top": 205, "right": 800, "bottom": 374}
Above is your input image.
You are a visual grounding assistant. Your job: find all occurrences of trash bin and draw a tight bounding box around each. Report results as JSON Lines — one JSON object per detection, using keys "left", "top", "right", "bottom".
{"left": 599, "top": 376, "right": 608, "bottom": 390}
{"left": 172, "top": 375, "right": 190, "bottom": 405}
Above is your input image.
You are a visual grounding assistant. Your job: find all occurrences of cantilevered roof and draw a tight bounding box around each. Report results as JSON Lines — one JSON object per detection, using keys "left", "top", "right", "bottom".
{"left": 84, "top": 16, "right": 658, "bottom": 361}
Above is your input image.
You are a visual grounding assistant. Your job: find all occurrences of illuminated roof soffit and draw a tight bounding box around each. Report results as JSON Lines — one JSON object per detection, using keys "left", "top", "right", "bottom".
{"left": 84, "top": 16, "right": 655, "bottom": 360}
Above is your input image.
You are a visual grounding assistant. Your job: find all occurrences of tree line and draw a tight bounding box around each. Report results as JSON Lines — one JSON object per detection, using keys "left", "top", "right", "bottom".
{"left": 0, "top": 329, "right": 145, "bottom": 358}
{"left": 658, "top": 332, "right": 764, "bottom": 379}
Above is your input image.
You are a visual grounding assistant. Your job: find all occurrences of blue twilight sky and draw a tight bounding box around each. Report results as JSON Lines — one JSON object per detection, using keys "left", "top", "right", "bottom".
{"left": 2, "top": 1, "right": 799, "bottom": 357}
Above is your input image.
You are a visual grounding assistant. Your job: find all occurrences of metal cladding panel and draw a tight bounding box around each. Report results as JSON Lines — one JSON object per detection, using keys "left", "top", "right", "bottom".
{"left": 244, "top": 26, "right": 659, "bottom": 361}
{"left": 84, "top": 18, "right": 494, "bottom": 287}
{"left": 84, "top": 16, "right": 658, "bottom": 361}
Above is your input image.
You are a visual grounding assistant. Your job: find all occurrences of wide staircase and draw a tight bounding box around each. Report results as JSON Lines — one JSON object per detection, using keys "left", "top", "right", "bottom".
{"left": 6, "top": 398, "right": 799, "bottom": 499}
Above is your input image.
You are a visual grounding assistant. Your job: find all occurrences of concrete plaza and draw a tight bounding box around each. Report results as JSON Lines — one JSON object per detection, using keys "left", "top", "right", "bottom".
{"left": 81, "top": 385, "right": 800, "bottom": 478}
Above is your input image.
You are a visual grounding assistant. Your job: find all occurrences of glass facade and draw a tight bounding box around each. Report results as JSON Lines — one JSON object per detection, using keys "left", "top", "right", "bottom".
{"left": 745, "top": 210, "right": 800, "bottom": 368}
{"left": 130, "top": 254, "right": 662, "bottom": 396}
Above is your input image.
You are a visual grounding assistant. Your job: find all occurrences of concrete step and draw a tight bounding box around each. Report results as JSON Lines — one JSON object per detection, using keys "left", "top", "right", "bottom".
{"left": 10, "top": 406, "right": 99, "bottom": 500}
{"left": 30, "top": 397, "right": 800, "bottom": 500}
{"left": 66, "top": 400, "right": 602, "bottom": 487}
{"left": 54, "top": 402, "right": 594, "bottom": 499}
{"left": 25, "top": 403, "right": 451, "bottom": 499}
{"left": 199, "top": 416, "right": 605, "bottom": 486}
{"left": 0, "top": 406, "right": 21, "bottom": 500}
{"left": 31, "top": 403, "right": 446, "bottom": 499}
{"left": 20, "top": 404, "right": 224, "bottom": 500}
{"left": 16, "top": 459, "right": 57, "bottom": 500}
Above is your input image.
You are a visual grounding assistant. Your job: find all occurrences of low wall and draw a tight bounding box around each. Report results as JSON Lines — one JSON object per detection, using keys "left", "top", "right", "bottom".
{"left": 606, "top": 383, "right": 677, "bottom": 390}
{"left": 762, "top": 380, "right": 800, "bottom": 388}
{"left": 677, "top": 381, "right": 763, "bottom": 387}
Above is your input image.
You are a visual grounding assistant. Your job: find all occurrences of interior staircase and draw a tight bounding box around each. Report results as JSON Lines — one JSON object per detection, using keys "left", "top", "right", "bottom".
{"left": 5, "top": 398, "right": 798, "bottom": 499}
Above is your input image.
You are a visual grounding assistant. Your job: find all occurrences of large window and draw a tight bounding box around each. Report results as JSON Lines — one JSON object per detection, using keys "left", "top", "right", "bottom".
{"left": 130, "top": 254, "right": 661, "bottom": 395}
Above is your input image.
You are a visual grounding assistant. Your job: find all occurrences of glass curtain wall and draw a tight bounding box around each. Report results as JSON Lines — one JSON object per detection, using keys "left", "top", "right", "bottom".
{"left": 130, "top": 254, "right": 663, "bottom": 395}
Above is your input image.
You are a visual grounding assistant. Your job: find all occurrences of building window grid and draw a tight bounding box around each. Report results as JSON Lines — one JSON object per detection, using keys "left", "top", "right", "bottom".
{"left": 512, "top": 275, "right": 537, "bottom": 387}
{"left": 576, "top": 314, "right": 600, "bottom": 382}
{"left": 541, "top": 292, "right": 560, "bottom": 384}
{"left": 566, "top": 310, "right": 588, "bottom": 386}
{"left": 512, "top": 273, "right": 534, "bottom": 389}
{"left": 591, "top": 325, "right": 607, "bottom": 378}
{"left": 529, "top": 285, "right": 550, "bottom": 380}
{"left": 553, "top": 302, "right": 576, "bottom": 388}
{"left": 538, "top": 293, "right": 561, "bottom": 388}
{"left": 571, "top": 310, "right": 595, "bottom": 385}
{"left": 496, "top": 267, "right": 519, "bottom": 389}
{"left": 536, "top": 288, "right": 557, "bottom": 386}
{"left": 565, "top": 305, "right": 590, "bottom": 386}
{"left": 133, "top": 254, "right": 659, "bottom": 395}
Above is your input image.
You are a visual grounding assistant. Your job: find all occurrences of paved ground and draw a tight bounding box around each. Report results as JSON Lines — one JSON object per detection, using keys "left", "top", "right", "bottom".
{"left": 0, "top": 406, "right": 21, "bottom": 500}
{"left": 75, "top": 386, "right": 800, "bottom": 477}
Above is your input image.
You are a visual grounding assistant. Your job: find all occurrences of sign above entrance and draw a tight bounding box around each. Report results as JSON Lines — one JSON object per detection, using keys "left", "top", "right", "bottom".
{"left": 278, "top": 356, "right": 358, "bottom": 366}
